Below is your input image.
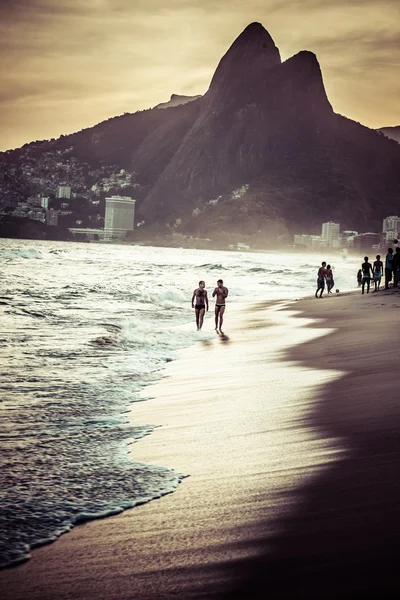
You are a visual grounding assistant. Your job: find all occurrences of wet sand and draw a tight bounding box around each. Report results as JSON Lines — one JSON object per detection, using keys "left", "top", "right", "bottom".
{"left": 1, "top": 288, "right": 400, "bottom": 599}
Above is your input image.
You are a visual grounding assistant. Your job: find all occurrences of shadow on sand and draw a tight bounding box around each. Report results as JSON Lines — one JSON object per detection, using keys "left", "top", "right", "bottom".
{"left": 212, "top": 306, "right": 400, "bottom": 598}
{"left": 217, "top": 331, "right": 230, "bottom": 344}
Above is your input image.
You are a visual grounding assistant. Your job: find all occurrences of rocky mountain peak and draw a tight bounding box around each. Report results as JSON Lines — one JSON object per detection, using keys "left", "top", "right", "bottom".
{"left": 208, "top": 22, "right": 281, "bottom": 94}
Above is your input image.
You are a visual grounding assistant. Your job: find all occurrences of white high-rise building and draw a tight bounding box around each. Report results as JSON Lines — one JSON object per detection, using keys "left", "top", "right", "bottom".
{"left": 382, "top": 216, "right": 400, "bottom": 240}
{"left": 104, "top": 196, "right": 136, "bottom": 240}
{"left": 321, "top": 221, "right": 340, "bottom": 246}
{"left": 56, "top": 184, "right": 71, "bottom": 199}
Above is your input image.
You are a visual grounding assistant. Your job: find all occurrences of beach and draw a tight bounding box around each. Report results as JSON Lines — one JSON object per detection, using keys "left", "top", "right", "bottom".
{"left": 1, "top": 287, "right": 400, "bottom": 599}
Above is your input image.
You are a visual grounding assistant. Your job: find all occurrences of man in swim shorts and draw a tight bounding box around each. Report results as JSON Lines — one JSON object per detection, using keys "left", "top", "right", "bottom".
{"left": 212, "top": 279, "right": 228, "bottom": 332}
{"left": 326, "top": 264, "right": 334, "bottom": 294}
{"left": 315, "top": 262, "right": 327, "bottom": 298}
{"left": 361, "top": 256, "right": 373, "bottom": 295}
{"left": 191, "top": 280, "right": 208, "bottom": 330}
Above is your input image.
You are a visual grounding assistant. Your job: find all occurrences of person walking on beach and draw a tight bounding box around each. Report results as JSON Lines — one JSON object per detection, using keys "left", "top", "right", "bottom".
{"left": 372, "top": 255, "right": 383, "bottom": 292}
{"left": 315, "top": 262, "right": 327, "bottom": 298}
{"left": 191, "top": 280, "right": 208, "bottom": 330}
{"left": 361, "top": 257, "right": 373, "bottom": 294}
{"left": 326, "top": 264, "right": 334, "bottom": 294}
{"left": 212, "top": 279, "right": 228, "bottom": 332}
{"left": 392, "top": 247, "right": 400, "bottom": 288}
{"left": 385, "top": 248, "right": 393, "bottom": 289}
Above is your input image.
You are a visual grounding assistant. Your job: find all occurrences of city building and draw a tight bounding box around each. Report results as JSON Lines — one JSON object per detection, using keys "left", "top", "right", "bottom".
{"left": 46, "top": 208, "right": 59, "bottom": 226}
{"left": 311, "top": 236, "right": 325, "bottom": 250}
{"left": 294, "top": 234, "right": 307, "bottom": 246}
{"left": 321, "top": 221, "right": 340, "bottom": 247}
{"left": 339, "top": 230, "right": 358, "bottom": 249}
{"left": 56, "top": 184, "right": 71, "bottom": 199}
{"left": 293, "top": 234, "right": 324, "bottom": 249}
{"left": 353, "top": 232, "right": 380, "bottom": 251}
{"left": 28, "top": 209, "right": 46, "bottom": 223}
{"left": 104, "top": 196, "right": 136, "bottom": 240}
{"left": 27, "top": 195, "right": 42, "bottom": 207}
{"left": 382, "top": 215, "right": 399, "bottom": 243}
{"left": 41, "top": 197, "right": 49, "bottom": 209}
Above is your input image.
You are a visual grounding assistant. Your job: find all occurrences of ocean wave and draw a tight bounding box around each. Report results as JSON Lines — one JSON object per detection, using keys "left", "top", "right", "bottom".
{"left": 0, "top": 438, "right": 184, "bottom": 568}
{"left": 198, "top": 263, "right": 227, "bottom": 270}
{"left": 247, "top": 267, "right": 269, "bottom": 273}
{"left": 133, "top": 287, "right": 187, "bottom": 308}
{"left": 119, "top": 319, "right": 212, "bottom": 350}
{"left": 1, "top": 248, "right": 43, "bottom": 260}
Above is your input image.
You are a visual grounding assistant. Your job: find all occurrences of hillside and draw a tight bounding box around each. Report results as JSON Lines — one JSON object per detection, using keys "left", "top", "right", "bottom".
{"left": 378, "top": 126, "right": 400, "bottom": 144}
{"left": 154, "top": 94, "right": 202, "bottom": 109}
{"left": 1, "top": 22, "right": 400, "bottom": 242}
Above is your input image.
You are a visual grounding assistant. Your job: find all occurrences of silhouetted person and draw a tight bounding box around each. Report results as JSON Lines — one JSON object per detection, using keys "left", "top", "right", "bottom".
{"left": 361, "top": 256, "right": 373, "bottom": 294}
{"left": 385, "top": 248, "right": 393, "bottom": 289}
{"left": 315, "top": 262, "right": 326, "bottom": 298}
{"left": 212, "top": 279, "right": 228, "bottom": 332}
{"left": 191, "top": 280, "right": 208, "bottom": 330}
{"left": 326, "top": 264, "right": 334, "bottom": 294}
{"left": 373, "top": 254, "right": 383, "bottom": 292}
{"left": 357, "top": 269, "right": 362, "bottom": 287}
{"left": 392, "top": 247, "right": 400, "bottom": 288}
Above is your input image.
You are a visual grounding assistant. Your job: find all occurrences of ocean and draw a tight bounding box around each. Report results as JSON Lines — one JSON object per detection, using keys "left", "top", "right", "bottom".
{"left": 0, "top": 239, "right": 359, "bottom": 568}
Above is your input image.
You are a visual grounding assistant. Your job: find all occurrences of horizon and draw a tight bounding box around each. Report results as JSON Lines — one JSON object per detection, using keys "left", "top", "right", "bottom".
{"left": 1, "top": 0, "right": 400, "bottom": 152}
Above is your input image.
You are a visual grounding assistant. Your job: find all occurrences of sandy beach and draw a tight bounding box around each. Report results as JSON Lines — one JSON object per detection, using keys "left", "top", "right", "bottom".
{"left": 1, "top": 287, "right": 400, "bottom": 599}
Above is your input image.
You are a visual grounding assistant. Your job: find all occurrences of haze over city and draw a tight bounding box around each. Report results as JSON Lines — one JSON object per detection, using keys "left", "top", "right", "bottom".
{"left": 1, "top": 0, "right": 400, "bottom": 151}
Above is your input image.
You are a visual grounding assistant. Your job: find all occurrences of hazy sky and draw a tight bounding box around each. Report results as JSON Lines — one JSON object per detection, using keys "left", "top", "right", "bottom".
{"left": 1, "top": 0, "right": 399, "bottom": 151}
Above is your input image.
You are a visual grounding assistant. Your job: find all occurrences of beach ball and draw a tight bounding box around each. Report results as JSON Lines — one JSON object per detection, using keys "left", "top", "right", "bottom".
{"left": 336, "top": 289, "right": 339, "bottom": 293}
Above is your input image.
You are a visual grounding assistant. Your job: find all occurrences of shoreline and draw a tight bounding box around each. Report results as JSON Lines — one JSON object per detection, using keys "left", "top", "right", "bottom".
{"left": 1, "top": 288, "right": 399, "bottom": 598}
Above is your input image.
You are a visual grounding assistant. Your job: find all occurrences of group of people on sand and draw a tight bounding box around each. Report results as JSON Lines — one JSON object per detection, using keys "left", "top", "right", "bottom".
{"left": 316, "top": 245, "right": 400, "bottom": 299}
{"left": 357, "top": 246, "right": 400, "bottom": 294}
{"left": 191, "top": 279, "right": 228, "bottom": 332}
{"left": 315, "top": 262, "right": 335, "bottom": 298}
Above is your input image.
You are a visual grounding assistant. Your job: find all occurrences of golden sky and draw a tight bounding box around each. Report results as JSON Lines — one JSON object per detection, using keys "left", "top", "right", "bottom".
{"left": 1, "top": 0, "right": 399, "bottom": 151}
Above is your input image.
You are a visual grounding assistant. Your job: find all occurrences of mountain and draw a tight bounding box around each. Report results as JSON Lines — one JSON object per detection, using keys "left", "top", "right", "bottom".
{"left": 378, "top": 126, "right": 400, "bottom": 144}
{"left": 154, "top": 94, "right": 202, "bottom": 109}
{"left": 1, "top": 22, "right": 400, "bottom": 242}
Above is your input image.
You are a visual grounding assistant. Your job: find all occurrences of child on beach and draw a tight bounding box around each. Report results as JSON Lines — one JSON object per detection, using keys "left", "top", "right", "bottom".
{"left": 357, "top": 269, "right": 362, "bottom": 287}
{"left": 372, "top": 255, "right": 383, "bottom": 292}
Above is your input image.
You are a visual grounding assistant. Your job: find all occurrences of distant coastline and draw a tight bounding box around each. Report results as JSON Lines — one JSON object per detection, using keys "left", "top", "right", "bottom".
{"left": 0, "top": 223, "right": 378, "bottom": 258}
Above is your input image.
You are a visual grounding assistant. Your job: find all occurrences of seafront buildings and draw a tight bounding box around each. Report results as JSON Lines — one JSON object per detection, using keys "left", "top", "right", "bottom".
{"left": 104, "top": 195, "right": 136, "bottom": 240}
{"left": 294, "top": 216, "right": 399, "bottom": 252}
